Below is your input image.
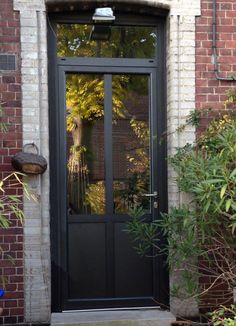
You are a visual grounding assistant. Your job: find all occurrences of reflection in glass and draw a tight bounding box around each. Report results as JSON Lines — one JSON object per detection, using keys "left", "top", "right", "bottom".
{"left": 112, "top": 75, "right": 151, "bottom": 213}
{"left": 66, "top": 73, "right": 151, "bottom": 215}
{"left": 57, "top": 24, "right": 157, "bottom": 59}
{"left": 66, "top": 74, "right": 105, "bottom": 214}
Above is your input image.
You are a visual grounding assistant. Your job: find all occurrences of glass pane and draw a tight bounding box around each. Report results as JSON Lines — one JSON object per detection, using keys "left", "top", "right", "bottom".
{"left": 66, "top": 74, "right": 105, "bottom": 215}
{"left": 112, "top": 75, "right": 151, "bottom": 214}
{"left": 57, "top": 24, "right": 157, "bottom": 58}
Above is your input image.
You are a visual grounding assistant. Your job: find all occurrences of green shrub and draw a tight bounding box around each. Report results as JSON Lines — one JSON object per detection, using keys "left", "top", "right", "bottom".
{"left": 126, "top": 90, "right": 236, "bottom": 309}
{"left": 210, "top": 305, "right": 236, "bottom": 326}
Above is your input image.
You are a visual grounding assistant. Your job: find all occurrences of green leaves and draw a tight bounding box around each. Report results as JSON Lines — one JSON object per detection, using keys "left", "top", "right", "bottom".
{"left": 66, "top": 74, "right": 128, "bottom": 129}
{"left": 0, "top": 172, "right": 36, "bottom": 226}
{"left": 225, "top": 199, "right": 232, "bottom": 212}
{"left": 0, "top": 172, "right": 36, "bottom": 288}
{"left": 171, "top": 116, "right": 236, "bottom": 233}
{"left": 210, "top": 305, "right": 236, "bottom": 326}
{"left": 220, "top": 184, "right": 227, "bottom": 199}
{"left": 126, "top": 205, "right": 160, "bottom": 256}
{"left": 127, "top": 106, "right": 236, "bottom": 307}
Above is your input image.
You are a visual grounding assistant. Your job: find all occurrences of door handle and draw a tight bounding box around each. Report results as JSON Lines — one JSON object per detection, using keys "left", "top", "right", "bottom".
{"left": 142, "top": 191, "right": 158, "bottom": 198}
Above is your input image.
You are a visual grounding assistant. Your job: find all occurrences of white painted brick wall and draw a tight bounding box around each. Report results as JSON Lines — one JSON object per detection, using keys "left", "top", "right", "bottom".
{"left": 13, "top": 0, "right": 201, "bottom": 322}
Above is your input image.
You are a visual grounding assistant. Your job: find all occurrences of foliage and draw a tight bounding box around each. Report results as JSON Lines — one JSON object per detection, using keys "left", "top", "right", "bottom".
{"left": 128, "top": 118, "right": 149, "bottom": 172}
{"left": 113, "top": 118, "right": 150, "bottom": 212}
{"left": 66, "top": 73, "right": 150, "bottom": 214}
{"left": 57, "top": 23, "right": 156, "bottom": 59}
{"left": 66, "top": 74, "right": 128, "bottom": 132}
{"left": 58, "top": 23, "right": 154, "bottom": 214}
{"left": 168, "top": 115, "right": 236, "bottom": 236}
{"left": 85, "top": 181, "right": 105, "bottom": 214}
{"left": 126, "top": 90, "right": 236, "bottom": 310}
{"left": 126, "top": 206, "right": 160, "bottom": 256}
{"left": 0, "top": 173, "right": 36, "bottom": 287}
{"left": 210, "top": 305, "right": 236, "bottom": 326}
{"left": 0, "top": 105, "right": 8, "bottom": 133}
{"left": 0, "top": 173, "right": 24, "bottom": 227}
{"left": 0, "top": 102, "right": 36, "bottom": 288}
{"left": 176, "top": 109, "right": 202, "bottom": 132}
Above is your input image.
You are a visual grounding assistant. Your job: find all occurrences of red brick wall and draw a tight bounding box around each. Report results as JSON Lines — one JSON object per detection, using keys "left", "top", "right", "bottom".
{"left": 196, "top": 0, "right": 236, "bottom": 111}
{"left": 0, "top": 0, "right": 23, "bottom": 324}
{"left": 196, "top": 0, "right": 236, "bottom": 310}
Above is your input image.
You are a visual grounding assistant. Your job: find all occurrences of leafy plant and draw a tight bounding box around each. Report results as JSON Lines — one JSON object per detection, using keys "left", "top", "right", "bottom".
{"left": 210, "top": 305, "right": 236, "bottom": 326}
{"left": 0, "top": 102, "right": 36, "bottom": 288}
{"left": 126, "top": 206, "right": 160, "bottom": 256}
{"left": 0, "top": 172, "right": 37, "bottom": 287}
{"left": 126, "top": 90, "right": 236, "bottom": 311}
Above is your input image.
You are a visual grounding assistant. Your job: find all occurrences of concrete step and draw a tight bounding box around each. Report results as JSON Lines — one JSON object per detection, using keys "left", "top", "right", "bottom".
{"left": 51, "top": 309, "right": 176, "bottom": 326}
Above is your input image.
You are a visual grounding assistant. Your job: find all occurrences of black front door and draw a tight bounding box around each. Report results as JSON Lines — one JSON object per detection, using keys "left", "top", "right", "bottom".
{"left": 49, "top": 15, "right": 168, "bottom": 311}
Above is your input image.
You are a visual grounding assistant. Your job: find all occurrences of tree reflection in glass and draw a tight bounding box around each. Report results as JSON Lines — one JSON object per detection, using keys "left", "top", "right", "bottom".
{"left": 66, "top": 74, "right": 105, "bottom": 214}
{"left": 66, "top": 73, "right": 151, "bottom": 215}
{"left": 66, "top": 74, "right": 127, "bottom": 215}
{"left": 112, "top": 75, "right": 150, "bottom": 214}
{"left": 57, "top": 24, "right": 157, "bottom": 59}
{"left": 62, "top": 25, "right": 154, "bottom": 215}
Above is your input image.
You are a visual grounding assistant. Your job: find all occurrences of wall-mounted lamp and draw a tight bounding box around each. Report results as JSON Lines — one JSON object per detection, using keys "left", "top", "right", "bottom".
{"left": 92, "top": 8, "right": 115, "bottom": 22}
{"left": 90, "top": 7, "right": 115, "bottom": 41}
{"left": 90, "top": 25, "right": 111, "bottom": 41}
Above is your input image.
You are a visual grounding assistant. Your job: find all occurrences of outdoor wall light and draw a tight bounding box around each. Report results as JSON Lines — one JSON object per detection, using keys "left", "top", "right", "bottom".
{"left": 90, "top": 25, "right": 111, "bottom": 41}
{"left": 92, "top": 8, "right": 115, "bottom": 22}
{"left": 90, "top": 7, "right": 115, "bottom": 41}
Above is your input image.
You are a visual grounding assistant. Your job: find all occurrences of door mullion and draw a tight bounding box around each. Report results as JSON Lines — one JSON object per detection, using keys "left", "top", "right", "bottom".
{"left": 104, "top": 74, "right": 113, "bottom": 214}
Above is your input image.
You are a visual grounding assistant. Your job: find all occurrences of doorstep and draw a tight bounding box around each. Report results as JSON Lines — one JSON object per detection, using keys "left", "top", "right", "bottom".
{"left": 51, "top": 309, "right": 176, "bottom": 326}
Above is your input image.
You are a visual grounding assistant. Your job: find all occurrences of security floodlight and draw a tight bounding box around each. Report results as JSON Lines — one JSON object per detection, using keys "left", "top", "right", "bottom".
{"left": 90, "top": 7, "right": 115, "bottom": 41}
{"left": 92, "top": 7, "right": 115, "bottom": 22}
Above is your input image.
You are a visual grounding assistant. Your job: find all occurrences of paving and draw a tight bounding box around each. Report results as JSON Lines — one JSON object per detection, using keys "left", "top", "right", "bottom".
{"left": 51, "top": 308, "right": 176, "bottom": 326}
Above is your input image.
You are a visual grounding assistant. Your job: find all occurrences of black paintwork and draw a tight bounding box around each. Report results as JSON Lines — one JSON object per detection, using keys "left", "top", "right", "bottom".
{"left": 48, "top": 12, "right": 168, "bottom": 312}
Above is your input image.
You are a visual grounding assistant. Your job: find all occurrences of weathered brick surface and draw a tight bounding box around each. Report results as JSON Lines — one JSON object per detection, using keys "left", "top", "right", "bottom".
{"left": 196, "top": 0, "right": 236, "bottom": 310}
{"left": 0, "top": 0, "right": 23, "bottom": 324}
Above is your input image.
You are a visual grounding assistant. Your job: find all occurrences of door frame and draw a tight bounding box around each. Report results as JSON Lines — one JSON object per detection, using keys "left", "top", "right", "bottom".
{"left": 48, "top": 13, "right": 168, "bottom": 312}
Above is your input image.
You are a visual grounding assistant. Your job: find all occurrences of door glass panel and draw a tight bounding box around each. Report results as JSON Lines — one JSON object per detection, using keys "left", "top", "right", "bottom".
{"left": 66, "top": 73, "right": 105, "bottom": 215}
{"left": 112, "top": 74, "right": 151, "bottom": 214}
{"left": 57, "top": 24, "right": 157, "bottom": 58}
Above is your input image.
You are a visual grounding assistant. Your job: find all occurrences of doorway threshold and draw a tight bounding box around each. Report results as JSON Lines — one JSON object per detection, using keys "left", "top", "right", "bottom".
{"left": 51, "top": 308, "right": 175, "bottom": 326}
{"left": 62, "top": 306, "right": 160, "bottom": 313}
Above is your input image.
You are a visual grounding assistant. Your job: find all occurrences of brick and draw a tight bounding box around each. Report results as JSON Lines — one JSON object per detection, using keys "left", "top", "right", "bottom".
{"left": 4, "top": 316, "right": 17, "bottom": 324}
{"left": 2, "top": 76, "right": 15, "bottom": 83}
{"left": 196, "top": 0, "right": 236, "bottom": 310}
{"left": 4, "top": 300, "right": 18, "bottom": 308}
{"left": 8, "top": 84, "right": 21, "bottom": 92}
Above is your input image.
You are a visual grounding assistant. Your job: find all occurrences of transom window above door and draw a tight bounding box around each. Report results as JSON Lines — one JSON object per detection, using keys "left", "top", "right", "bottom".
{"left": 57, "top": 23, "right": 157, "bottom": 58}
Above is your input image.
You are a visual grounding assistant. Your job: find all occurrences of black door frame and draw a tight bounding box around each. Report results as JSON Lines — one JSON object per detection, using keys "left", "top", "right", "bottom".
{"left": 48, "top": 12, "right": 168, "bottom": 312}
